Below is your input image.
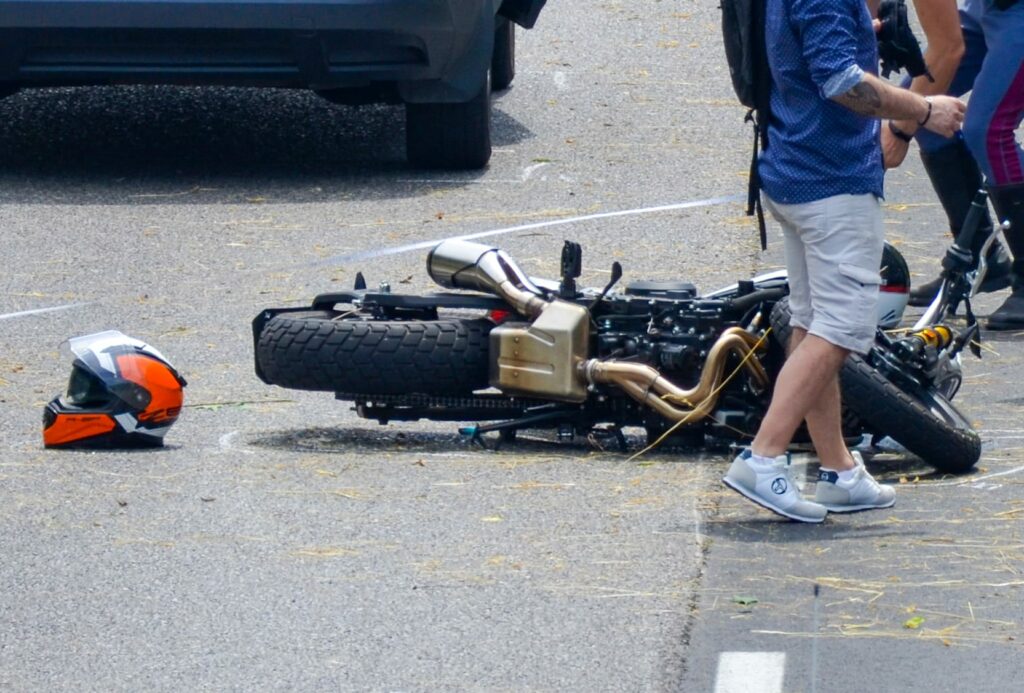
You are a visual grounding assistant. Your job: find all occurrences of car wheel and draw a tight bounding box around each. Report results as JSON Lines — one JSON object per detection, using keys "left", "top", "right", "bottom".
{"left": 492, "top": 17, "right": 515, "bottom": 91}
{"left": 406, "top": 72, "right": 492, "bottom": 170}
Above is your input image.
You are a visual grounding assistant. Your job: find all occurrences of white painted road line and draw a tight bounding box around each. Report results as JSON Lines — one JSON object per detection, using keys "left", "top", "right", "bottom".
{"left": 0, "top": 303, "right": 92, "bottom": 321}
{"left": 929, "top": 463, "right": 1024, "bottom": 486}
{"left": 306, "top": 194, "right": 743, "bottom": 267}
{"left": 714, "top": 652, "right": 786, "bottom": 693}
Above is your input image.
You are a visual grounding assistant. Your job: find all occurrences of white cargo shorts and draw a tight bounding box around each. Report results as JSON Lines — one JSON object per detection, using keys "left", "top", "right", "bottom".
{"left": 764, "top": 193, "right": 884, "bottom": 355}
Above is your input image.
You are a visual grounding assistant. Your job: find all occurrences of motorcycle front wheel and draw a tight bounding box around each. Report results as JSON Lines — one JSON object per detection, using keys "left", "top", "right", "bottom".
{"left": 769, "top": 299, "right": 981, "bottom": 474}
{"left": 255, "top": 311, "right": 494, "bottom": 396}
{"left": 839, "top": 355, "right": 981, "bottom": 473}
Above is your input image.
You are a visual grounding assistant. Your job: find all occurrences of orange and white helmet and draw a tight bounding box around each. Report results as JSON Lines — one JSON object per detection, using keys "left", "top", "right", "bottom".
{"left": 43, "top": 331, "right": 186, "bottom": 449}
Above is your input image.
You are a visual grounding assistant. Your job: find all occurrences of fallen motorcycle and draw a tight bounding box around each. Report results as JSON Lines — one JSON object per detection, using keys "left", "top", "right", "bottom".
{"left": 252, "top": 239, "right": 981, "bottom": 474}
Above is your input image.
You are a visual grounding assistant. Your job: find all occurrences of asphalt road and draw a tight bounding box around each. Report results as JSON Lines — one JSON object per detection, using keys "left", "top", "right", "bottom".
{"left": 1, "top": 3, "right": 1022, "bottom": 692}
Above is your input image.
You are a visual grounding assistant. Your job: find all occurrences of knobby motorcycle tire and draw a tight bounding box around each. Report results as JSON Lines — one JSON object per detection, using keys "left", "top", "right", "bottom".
{"left": 770, "top": 299, "right": 981, "bottom": 473}
{"left": 255, "top": 311, "right": 494, "bottom": 396}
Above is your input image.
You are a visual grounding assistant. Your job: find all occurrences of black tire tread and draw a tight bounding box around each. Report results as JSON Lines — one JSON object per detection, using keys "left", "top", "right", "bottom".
{"left": 406, "top": 75, "right": 492, "bottom": 170}
{"left": 840, "top": 355, "right": 981, "bottom": 473}
{"left": 256, "top": 312, "right": 493, "bottom": 395}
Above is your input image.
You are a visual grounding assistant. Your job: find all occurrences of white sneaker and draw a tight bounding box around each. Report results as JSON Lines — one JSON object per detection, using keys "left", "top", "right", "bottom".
{"left": 722, "top": 449, "right": 827, "bottom": 523}
{"left": 815, "top": 451, "right": 896, "bottom": 512}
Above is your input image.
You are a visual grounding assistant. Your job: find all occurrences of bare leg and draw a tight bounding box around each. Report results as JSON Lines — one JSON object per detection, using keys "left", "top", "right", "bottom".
{"left": 786, "top": 329, "right": 856, "bottom": 471}
{"left": 751, "top": 332, "right": 850, "bottom": 460}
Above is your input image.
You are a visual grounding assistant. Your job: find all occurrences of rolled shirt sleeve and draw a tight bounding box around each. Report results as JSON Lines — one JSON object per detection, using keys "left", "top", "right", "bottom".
{"left": 822, "top": 64, "right": 866, "bottom": 98}
{"left": 792, "top": 0, "right": 869, "bottom": 98}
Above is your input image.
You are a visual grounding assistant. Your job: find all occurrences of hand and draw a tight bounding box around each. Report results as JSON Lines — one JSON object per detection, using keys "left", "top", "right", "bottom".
{"left": 881, "top": 124, "right": 911, "bottom": 169}
{"left": 921, "top": 95, "right": 966, "bottom": 138}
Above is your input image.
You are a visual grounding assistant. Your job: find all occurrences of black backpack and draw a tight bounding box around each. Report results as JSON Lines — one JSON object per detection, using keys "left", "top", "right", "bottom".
{"left": 720, "top": 0, "right": 771, "bottom": 249}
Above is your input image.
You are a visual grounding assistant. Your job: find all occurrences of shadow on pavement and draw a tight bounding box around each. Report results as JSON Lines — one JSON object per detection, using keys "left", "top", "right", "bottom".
{"left": 248, "top": 426, "right": 624, "bottom": 457}
{"left": 698, "top": 515, "right": 926, "bottom": 543}
{"left": 0, "top": 85, "right": 534, "bottom": 205}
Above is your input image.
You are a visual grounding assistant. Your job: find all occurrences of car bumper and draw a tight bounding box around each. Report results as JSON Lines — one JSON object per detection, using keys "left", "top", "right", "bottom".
{"left": 0, "top": 0, "right": 525, "bottom": 94}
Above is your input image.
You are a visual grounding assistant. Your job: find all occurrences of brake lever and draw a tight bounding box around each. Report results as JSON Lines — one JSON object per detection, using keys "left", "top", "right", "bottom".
{"left": 587, "top": 261, "right": 623, "bottom": 313}
{"left": 951, "top": 321, "right": 982, "bottom": 360}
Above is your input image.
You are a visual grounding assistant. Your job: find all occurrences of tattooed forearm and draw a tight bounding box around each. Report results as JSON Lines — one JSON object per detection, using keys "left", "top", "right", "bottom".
{"left": 834, "top": 81, "right": 883, "bottom": 115}
{"left": 830, "top": 72, "right": 935, "bottom": 122}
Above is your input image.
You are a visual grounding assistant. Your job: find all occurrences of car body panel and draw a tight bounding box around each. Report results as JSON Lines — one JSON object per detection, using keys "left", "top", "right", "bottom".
{"left": 0, "top": 0, "right": 546, "bottom": 100}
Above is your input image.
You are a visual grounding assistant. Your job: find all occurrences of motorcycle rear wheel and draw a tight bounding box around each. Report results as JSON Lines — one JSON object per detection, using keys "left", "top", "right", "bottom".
{"left": 256, "top": 311, "right": 493, "bottom": 396}
{"left": 769, "top": 299, "right": 981, "bottom": 473}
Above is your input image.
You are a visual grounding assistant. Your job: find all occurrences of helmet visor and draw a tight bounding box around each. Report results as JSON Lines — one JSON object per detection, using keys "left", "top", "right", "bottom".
{"left": 61, "top": 331, "right": 181, "bottom": 409}
{"left": 64, "top": 363, "right": 112, "bottom": 406}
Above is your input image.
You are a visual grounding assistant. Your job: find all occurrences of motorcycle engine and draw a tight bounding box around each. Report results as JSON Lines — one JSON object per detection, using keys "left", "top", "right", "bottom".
{"left": 594, "top": 283, "right": 732, "bottom": 384}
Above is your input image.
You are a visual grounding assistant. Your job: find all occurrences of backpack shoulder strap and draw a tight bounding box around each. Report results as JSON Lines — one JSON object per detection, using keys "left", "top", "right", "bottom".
{"left": 745, "top": 110, "right": 769, "bottom": 250}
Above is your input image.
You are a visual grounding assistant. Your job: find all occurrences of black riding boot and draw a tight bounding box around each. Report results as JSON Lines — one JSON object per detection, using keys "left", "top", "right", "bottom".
{"left": 908, "top": 141, "right": 1013, "bottom": 307}
{"left": 986, "top": 182, "right": 1024, "bottom": 330}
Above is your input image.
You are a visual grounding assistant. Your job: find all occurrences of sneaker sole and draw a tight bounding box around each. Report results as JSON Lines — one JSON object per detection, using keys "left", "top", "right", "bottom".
{"left": 819, "top": 499, "right": 896, "bottom": 513}
{"left": 722, "top": 476, "right": 826, "bottom": 523}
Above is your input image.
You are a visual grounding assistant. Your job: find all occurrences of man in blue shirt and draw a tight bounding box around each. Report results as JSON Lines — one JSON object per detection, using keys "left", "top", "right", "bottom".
{"left": 722, "top": 0, "right": 966, "bottom": 522}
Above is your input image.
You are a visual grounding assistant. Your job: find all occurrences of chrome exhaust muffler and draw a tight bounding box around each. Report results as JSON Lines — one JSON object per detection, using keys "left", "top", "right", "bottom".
{"left": 427, "top": 240, "right": 547, "bottom": 318}
{"left": 428, "top": 240, "right": 589, "bottom": 401}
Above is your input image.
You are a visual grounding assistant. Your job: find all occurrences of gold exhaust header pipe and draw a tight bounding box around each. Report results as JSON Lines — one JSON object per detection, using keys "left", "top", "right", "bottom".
{"left": 580, "top": 327, "right": 769, "bottom": 424}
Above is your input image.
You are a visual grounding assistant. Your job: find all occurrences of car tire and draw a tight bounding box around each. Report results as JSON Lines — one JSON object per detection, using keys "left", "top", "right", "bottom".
{"left": 492, "top": 17, "right": 516, "bottom": 91}
{"left": 406, "top": 72, "right": 492, "bottom": 170}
